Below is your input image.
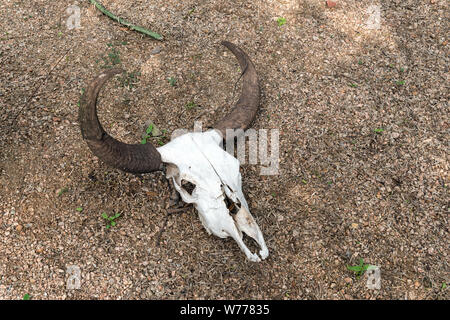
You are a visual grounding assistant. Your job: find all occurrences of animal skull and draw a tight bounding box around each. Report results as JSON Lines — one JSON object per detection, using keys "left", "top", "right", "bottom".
{"left": 158, "top": 130, "right": 269, "bottom": 262}
{"left": 79, "top": 41, "right": 268, "bottom": 261}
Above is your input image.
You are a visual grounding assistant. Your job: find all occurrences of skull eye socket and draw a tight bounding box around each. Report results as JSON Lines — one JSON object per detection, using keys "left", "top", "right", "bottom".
{"left": 225, "top": 196, "right": 240, "bottom": 215}
{"left": 181, "top": 179, "right": 196, "bottom": 196}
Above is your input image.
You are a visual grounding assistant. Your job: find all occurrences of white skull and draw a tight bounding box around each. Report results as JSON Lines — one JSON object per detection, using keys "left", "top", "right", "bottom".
{"left": 157, "top": 130, "right": 269, "bottom": 262}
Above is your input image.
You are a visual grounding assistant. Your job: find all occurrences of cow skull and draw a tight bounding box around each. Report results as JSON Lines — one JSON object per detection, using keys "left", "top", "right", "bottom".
{"left": 79, "top": 41, "right": 268, "bottom": 261}
{"left": 158, "top": 130, "right": 268, "bottom": 262}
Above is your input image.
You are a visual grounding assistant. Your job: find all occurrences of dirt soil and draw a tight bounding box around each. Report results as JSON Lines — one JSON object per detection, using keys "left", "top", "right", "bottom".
{"left": 0, "top": 0, "right": 448, "bottom": 299}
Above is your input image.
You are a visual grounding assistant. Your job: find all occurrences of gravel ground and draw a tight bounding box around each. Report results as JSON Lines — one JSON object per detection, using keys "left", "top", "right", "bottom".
{"left": 0, "top": 0, "right": 448, "bottom": 300}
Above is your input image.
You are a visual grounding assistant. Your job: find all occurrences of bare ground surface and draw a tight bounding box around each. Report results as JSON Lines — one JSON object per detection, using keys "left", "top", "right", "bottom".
{"left": 0, "top": 0, "right": 448, "bottom": 299}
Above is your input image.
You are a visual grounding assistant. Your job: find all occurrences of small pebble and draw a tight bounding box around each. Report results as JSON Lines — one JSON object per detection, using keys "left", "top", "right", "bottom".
{"left": 151, "top": 46, "right": 161, "bottom": 55}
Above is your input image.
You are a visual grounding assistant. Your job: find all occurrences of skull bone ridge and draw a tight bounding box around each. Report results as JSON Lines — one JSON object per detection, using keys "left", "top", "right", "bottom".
{"left": 157, "top": 129, "right": 269, "bottom": 262}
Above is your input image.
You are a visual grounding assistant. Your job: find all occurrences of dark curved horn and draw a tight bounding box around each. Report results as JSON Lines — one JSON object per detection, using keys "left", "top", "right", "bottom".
{"left": 79, "top": 68, "right": 162, "bottom": 173}
{"left": 214, "top": 41, "right": 260, "bottom": 137}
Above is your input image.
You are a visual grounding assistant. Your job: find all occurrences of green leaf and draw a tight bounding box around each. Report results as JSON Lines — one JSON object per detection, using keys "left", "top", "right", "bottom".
{"left": 277, "top": 17, "right": 286, "bottom": 26}
{"left": 110, "top": 221, "right": 116, "bottom": 227}
{"left": 347, "top": 258, "right": 370, "bottom": 277}
{"left": 140, "top": 138, "right": 147, "bottom": 144}
{"left": 146, "top": 124, "right": 154, "bottom": 134}
{"left": 101, "top": 212, "right": 108, "bottom": 219}
{"left": 57, "top": 187, "right": 68, "bottom": 196}
{"left": 112, "top": 213, "right": 120, "bottom": 220}
{"left": 187, "top": 8, "right": 195, "bottom": 16}
{"left": 168, "top": 77, "right": 176, "bottom": 86}
{"left": 374, "top": 128, "right": 384, "bottom": 134}
{"left": 23, "top": 294, "right": 30, "bottom": 300}
{"left": 347, "top": 265, "right": 362, "bottom": 272}
{"left": 186, "top": 101, "right": 198, "bottom": 110}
